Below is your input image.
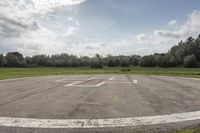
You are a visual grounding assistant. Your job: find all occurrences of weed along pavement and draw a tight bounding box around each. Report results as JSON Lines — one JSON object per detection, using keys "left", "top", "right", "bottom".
{"left": 1, "top": 75, "right": 200, "bottom": 132}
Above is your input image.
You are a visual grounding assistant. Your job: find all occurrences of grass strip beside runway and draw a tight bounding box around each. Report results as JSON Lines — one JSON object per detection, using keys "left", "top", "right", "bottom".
{"left": 0, "top": 67, "right": 200, "bottom": 80}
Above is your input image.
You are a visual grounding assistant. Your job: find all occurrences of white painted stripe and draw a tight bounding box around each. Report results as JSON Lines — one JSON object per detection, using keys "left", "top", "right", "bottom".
{"left": 65, "top": 81, "right": 83, "bottom": 87}
{"left": 55, "top": 79, "right": 68, "bottom": 82}
{"left": 96, "top": 82, "right": 105, "bottom": 87}
{"left": 65, "top": 81, "right": 132, "bottom": 87}
{"left": 0, "top": 77, "right": 32, "bottom": 82}
{"left": 1, "top": 111, "right": 200, "bottom": 128}
{"left": 106, "top": 82, "right": 132, "bottom": 84}
{"left": 132, "top": 80, "right": 138, "bottom": 84}
{"left": 87, "top": 77, "right": 96, "bottom": 80}
{"left": 108, "top": 77, "right": 115, "bottom": 81}
{"left": 108, "top": 79, "right": 131, "bottom": 82}
{"left": 55, "top": 77, "right": 96, "bottom": 83}
{"left": 69, "top": 85, "right": 99, "bottom": 87}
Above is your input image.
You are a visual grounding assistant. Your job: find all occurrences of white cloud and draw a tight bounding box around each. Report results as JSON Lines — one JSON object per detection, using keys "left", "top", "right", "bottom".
{"left": 67, "top": 17, "right": 73, "bottom": 21}
{"left": 0, "top": 0, "right": 86, "bottom": 55}
{"left": 1, "top": 1, "right": 200, "bottom": 57}
{"left": 168, "top": 20, "right": 177, "bottom": 26}
{"left": 153, "top": 30, "right": 180, "bottom": 39}
{"left": 131, "top": 10, "right": 200, "bottom": 55}
{"left": 63, "top": 26, "right": 79, "bottom": 36}
{"left": 136, "top": 34, "right": 149, "bottom": 44}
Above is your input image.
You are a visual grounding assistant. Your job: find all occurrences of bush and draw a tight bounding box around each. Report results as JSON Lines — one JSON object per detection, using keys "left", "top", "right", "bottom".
{"left": 121, "top": 68, "right": 131, "bottom": 72}
{"left": 159, "top": 56, "right": 170, "bottom": 68}
{"left": 184, "top": 55, "right": 198, "bottom": 68}
{"left": 140, "top": 55, "right": 157, "bottom": 67}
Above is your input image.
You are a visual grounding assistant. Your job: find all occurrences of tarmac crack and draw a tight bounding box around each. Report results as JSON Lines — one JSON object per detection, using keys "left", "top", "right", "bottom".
{"left": 0, "top": 83, "right": 65, "bottom": 106}
{"left": 67, "top": 87, "right": 99, "bottom": 117}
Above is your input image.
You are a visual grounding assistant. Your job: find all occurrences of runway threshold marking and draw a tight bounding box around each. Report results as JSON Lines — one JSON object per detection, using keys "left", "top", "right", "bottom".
{"left": 1, "top": 111, "right": 200, "bottom": 128}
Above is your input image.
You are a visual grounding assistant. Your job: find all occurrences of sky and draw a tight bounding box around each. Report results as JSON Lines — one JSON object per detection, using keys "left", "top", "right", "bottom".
{"left": 0, "top": 0, "right": 200, "bottom": 56}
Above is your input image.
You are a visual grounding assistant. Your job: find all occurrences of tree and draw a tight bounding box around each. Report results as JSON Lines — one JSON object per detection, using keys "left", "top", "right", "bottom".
{"left": 140, "top": 55, "right": 157, "bottom": 67}
{"left": 184, "top": 55, "right": 198, "bottom": 68}
{"left": 79, "top": 56, "right": 92, "bottom": 66}
{"left": 0, "top": 54, "right": 6, "bottom": 67}
{"left": 106, "top": 55, "right": 120, "bottom": 67}
{"left": 153, "top": 53, "right": 165, "bottom": 66}
{"left": 120, "top": 57, "right": 130, "bottom": 67}
{"left": 69, "top": 56, "right": 80, "bottom": 67}
{"left": 159, "top": 56, "right": 170, "bottom": 68}
{"left": 194, "top": 35, "right": 200, "bottom": 61}
{"left": 168, "top": 41, "right": 185, "bottom": 66}
{"left": 130, "top": 55, "right": 141, "bottom": 66}
{"left": 91, "top": 54, "right": 103, "bottom": 68}
{"left": 5, "top": 52, "right": 26, "bottom": 67}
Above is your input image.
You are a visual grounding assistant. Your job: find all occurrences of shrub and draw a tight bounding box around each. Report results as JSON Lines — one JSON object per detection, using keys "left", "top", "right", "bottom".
{"left": 140, "top": 55, "right": 157, "bottom": 67}
{"left": 184, "top": 55, "right": 198, "bottom": 68}
{"left": 121, "top": 68, "right": 131, "bottom": 72}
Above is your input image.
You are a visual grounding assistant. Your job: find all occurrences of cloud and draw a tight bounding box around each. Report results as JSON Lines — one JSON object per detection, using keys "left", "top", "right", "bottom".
{"left": 1, "top": 1, "right": 200, "bottom": 57}
{"left": 136, "top": 34, "right": 149, "bottom": 44}
{"left": 168, "top": 20, "right": 177, "bottom": 26}
{"left": 131, "top": 10, "right": 200, "bottom": 55}
{"left": 150, "top": 11, "right": 200, "bottom": 40}
{"left": 63, "top": 26, "right": 79, "bottom": 36}
{"left": 0, "top": 0, "right": 86, "bottom": 55}
{"left": 67, "top": 17, "right": 73, "bottom": 21}
{"left": 153, "top": 30, "right": 180, "bottom": 39}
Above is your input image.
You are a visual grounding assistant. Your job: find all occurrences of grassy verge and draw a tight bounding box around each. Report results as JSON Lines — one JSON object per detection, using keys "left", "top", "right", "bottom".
{"left": 0, "top": 67, "right": 200, "bottom": 80}
{"left": 167, "top": 127, "right": 200, "bottom": 133}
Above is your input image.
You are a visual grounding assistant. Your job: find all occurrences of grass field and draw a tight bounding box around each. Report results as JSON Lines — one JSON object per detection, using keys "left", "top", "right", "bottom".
{"left": 167, "top": 127, "right": 200, "bottom": 133}
{"left": 0, "top": 67, "right": 200, "bottom": 80}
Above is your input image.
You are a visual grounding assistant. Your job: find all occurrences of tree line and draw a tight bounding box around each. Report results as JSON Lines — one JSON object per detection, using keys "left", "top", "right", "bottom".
{"left": 0, "top": 35, "right": 200, "bottom": 68}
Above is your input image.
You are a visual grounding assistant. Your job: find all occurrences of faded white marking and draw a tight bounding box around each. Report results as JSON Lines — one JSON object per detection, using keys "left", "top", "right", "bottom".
{"left": 1, "top": 111, "right": 200, "bottom": 128}
{"left": 65, "top": 81, "right": 83, "bottom": 87}
{"left": 0, "top": 77, "right": 32, "bottom": 82}
{"left": 108, "top": 77, "right": 115, "bottom": 81}
{"left": 56, "top": 76, "right": 138, "bottom": 87}
{"left": 132, "top": 80, "right": 138, "bottom": 84}
{"left": 55, "top": 79, "right": 68, "bottom": 82}
{"left": 55, "top": 77, "right": 96, "bottom": 83}
{"left": 68, "top": 85, "right": 99, "bottom": 87}
{"left": 96, "top": 82, "right": 106, "bottom": 87}
{"left": 87, "top": 77, "right": 96, "bottom": 80}
{"left": 106, "top": 81, "right": 132, "bottom": 84}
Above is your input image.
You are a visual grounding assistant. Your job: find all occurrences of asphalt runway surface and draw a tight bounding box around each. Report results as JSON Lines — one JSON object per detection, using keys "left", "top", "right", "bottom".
{"left": 0, "top": 75, "right": 200, "bottom": 133}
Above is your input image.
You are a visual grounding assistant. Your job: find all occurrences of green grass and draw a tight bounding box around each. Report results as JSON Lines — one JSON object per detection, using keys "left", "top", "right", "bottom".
{"left": 167, "top": 127, "right": 200, "bottom": 133}
{"left": 0, "top": 67, "right": 200, "bottom": 80}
